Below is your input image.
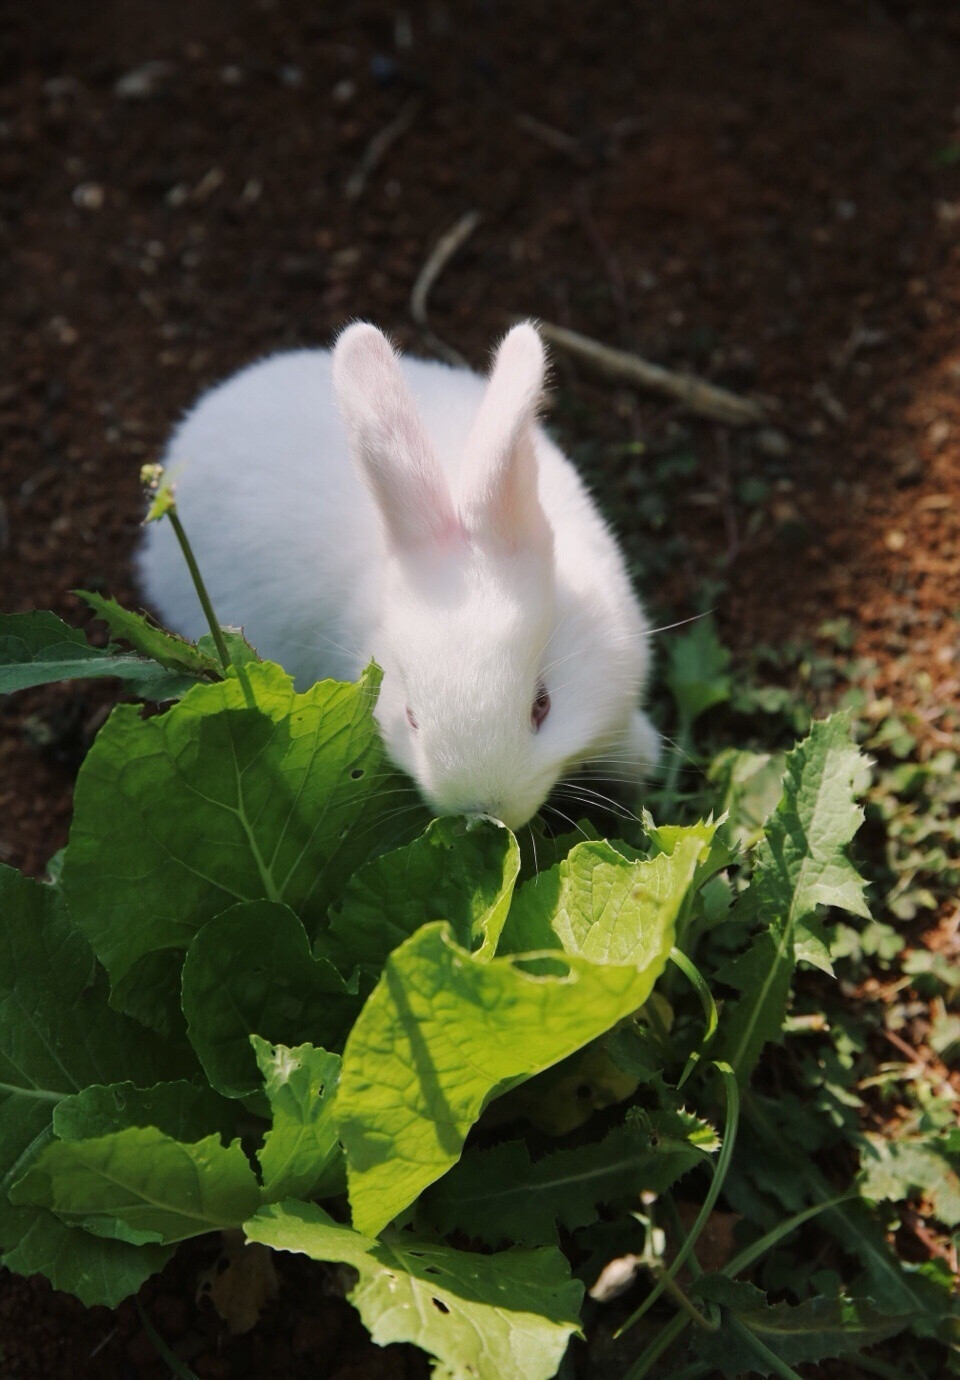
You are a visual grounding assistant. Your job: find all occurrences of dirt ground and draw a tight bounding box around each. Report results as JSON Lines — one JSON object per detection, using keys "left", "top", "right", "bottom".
{"left": 1, "top": 0, "right": 958, "bottom": 1375}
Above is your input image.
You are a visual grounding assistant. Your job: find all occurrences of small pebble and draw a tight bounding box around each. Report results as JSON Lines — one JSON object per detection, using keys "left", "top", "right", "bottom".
{"left": 72, "top": 181, "right": 104, "bottom": 210}
{"left": 114, "top": 61, "right": 172, "bottom": 99}
{"left": 928, "top": 418, "right": 951, "bottom": 448}
{"left": 42, "top": 76, "right": 82, "bottom": 100}
{"left": 756, "top": 427, "right": 791, "bottom": 459}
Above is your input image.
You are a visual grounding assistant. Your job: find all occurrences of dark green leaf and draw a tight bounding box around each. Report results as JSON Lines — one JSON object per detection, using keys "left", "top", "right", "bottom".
{"left": 715, "top": 716, "right": 870, "bottom": 1082}
{"left": 325, "top": 815, "right": 519, "bottom": 972}
{"left": 691, "top": 1276, "right": 913, "bottom": 1373}
{"left": 182, "top": 902, "right": 359, "bottom": 1098}
{"left": 253, "top": 1038, "right": 343, "bottom": 1200}
{"left": 0, "top": 609, "right": 197, "bottom": 698}
{"left": 54, "top": 1080, "right": 236, "bottom": 1144}
{"left": 664, "top": 617, "right": 731, "bottom": 726}
{"left": 76, "top": 591, "right": 219, "bottom": 676}
{"left": 10, "top": 1128, "right": 262, "bottom": 1247}
{"left": 0, "top": 866, "right": 188, "bottom": 1302}
{"left": 423, "top": 1109, "right": 716, "bottom": 1247}
{"left": 62, "top": 662, "right": 409, "bottom": 1029}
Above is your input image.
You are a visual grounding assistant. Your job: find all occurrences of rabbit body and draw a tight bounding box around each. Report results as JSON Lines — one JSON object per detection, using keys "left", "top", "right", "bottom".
{"left": 137, "top": 323, "right": 658, "bottom": 828}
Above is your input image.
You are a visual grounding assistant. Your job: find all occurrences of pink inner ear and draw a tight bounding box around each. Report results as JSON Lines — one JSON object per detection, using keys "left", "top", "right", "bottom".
{"left": 457, "top": 323, "right": 551, "bottom": 553}
{"left": 436, "top": 511, "right": 468, "bottom": 548}
{"left": 333, "top": 323, "right": 459, "bottom": 552}
{"left": 459, "top": 422, "right": 551, "bottom": 555}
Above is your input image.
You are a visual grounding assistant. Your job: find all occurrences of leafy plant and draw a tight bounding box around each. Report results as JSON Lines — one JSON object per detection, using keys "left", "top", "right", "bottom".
{"left": 1, "top": 540, "right": 957, "bottom": 1375}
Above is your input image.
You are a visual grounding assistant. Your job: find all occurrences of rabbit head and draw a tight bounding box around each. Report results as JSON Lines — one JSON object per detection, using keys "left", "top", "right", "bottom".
{"left": 333, "top": 320, "right": 646, "bottom": 830}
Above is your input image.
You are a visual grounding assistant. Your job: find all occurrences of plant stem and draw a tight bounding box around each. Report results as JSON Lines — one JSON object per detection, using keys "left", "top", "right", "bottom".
{"left": 616, "top": 1062, "right": 739, "bottom": 1337}
{"left": 134, "top": 1299, "right": 201, "bottom": 1380}
{"left": 724, "top": 1190, "right": 856, "bottom": 1278}
{"left": 622, "top": 1310, "right": 689, "bottom": 1380}
{"left": 167, "top": 509, "right": 232, "bottom": 672}
{"left": 659, "top": 1272, "right": 719, "bottom": 1332}
{"left": 668, "top": 947, "right": 718, "bottom": 1087}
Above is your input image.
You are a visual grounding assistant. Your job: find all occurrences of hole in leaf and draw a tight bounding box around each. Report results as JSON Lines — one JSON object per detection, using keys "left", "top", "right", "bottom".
{"left": 431, "top": 1298, "right": 449, "bottom": 1314}
{"left": 351, "top": 768, "right": 364, "bottom": 779}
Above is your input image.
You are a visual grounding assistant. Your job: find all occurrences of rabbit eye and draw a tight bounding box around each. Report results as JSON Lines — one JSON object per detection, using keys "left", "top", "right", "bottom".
{"left": 406, "top": 706, "right": 418, "bottom": 730}
{"left": 531, "top": 681, "right": 550, "bottom": 731}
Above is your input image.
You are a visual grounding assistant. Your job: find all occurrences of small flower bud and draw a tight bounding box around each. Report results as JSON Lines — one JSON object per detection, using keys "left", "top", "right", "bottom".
{"left": 140, "top": 462, "right": 165, "bottom": 490}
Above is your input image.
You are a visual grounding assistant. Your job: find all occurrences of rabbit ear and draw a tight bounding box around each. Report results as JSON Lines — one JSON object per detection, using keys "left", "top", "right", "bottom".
{"left": 459, "top": 321, "right": 551, "bottom": 552}
{"left": 333, "top": 322, "right": 458, "bottom": 550}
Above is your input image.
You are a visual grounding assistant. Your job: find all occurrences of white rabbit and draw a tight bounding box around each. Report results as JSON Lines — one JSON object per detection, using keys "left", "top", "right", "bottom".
{"left": 137, "top": 322, "right": 659, "bottom": 829}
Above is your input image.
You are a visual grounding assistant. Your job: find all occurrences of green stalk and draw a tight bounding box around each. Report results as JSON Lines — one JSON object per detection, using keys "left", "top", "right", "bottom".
{"left": 167, "top": 509, "right": 232, "bottom": 672}
{"left": 134, "top": 1299, "right": 201, "bottom": 1380}
{"left": 668, "top": 947, "right": 718, "bottom": 1087}
{"left": 622, "top": 1311, "right": 689, "bottom": 1380}
{"left": 616, "top": 1061, "right": 739, "bottom": 1337}
{"left": 724, "top": 1191, "right": 856, "bottom": 1278}
{"left": 659, "top": 1272, "right": 719, "bottom": 1333}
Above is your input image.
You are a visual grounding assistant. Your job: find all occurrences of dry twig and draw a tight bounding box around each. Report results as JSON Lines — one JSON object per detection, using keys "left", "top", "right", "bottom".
{"left": 345, "top": 96, "right": 422, "bottom": 202}
{"left": 534, "top": 320, "right": 766, "bottom": 426}
{"left": 515, "top": 113, "right": 587, "bottom": 163}
{"left": 410, "top": 210, "right": 481, "bottom": 366}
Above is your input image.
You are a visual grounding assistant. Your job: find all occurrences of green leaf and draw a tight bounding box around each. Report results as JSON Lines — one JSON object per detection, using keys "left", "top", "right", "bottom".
{"left": 708, "top": 747, "right": 787, "bottom": 851}
{"left": 0, "top": 866, "right": 189, "bottom": 1300}
{"left": 0, "top": 610, "right": 197, "bottom": 699}
{"left": 690, "top": 1276, "right": 913, "bottom": 1373}
{"left": 62, "top": 662, "right": 411, "bottom": 1026}
{"left": 1, "top": 1212, "right": 172, "bottom": 1309}
{"left": 423, "top": 1109, "right": 716, "bottom": 1247}
{"left": 76, "top": 591, "right": 220, "bottom": 676}
{"left": 182, "top": 902, "right": 360, "bottom": 1098}
{"left": 54, "top": 1080, "right": 236, "bottom": 1144}
{"left": 253, "top": 1038, "right": 343, "bottom": 1200}
{"left": 246, "top": 1199, "right": 583, "bottom": 1380}
{"left": 744, "top": 1094, "right": 952, "bottom": 1332}
{"left": 499, "top": 830, "right": 709, "bottom": 962}
{"left": 10, "top": 1127, "right": 262, "bottom": 1246}
{"left": 644, "top": 814, "right": 737, "bottom": 889}
{"left": 858, "top": 1133, "right": 960, "bottom": 1228}
{"left": 326, "top": 815, "right": 520, "bottom": 971}
{"left": 338, "top": 910, "right": 678, "bottom": 1237}
{"left": 715, "top": 715, "right": 870, "bottom": 1082}
{"left": 663, "top": 616, "right": 731, "bottom": 726}
{"left": 197, "top": 627, "right": 261, "bottom": 669}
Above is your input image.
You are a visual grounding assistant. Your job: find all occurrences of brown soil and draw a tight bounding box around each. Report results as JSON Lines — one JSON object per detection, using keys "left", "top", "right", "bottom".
{"left": 1, "top": 0, "right": 958, "bottom": 1375}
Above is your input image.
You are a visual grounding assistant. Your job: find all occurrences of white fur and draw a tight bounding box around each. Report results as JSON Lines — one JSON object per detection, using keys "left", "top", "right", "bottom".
{"left": 137, "top": 322, "right": 658, "bottom": 829}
